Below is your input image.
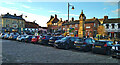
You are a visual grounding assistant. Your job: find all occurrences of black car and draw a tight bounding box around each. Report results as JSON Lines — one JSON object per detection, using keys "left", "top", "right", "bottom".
{"left": 54, "top": 37, "right": 79, "bottom": 50}
{"left": 74, "top": 38, "right": 84, "bottom": 50}
{"left": 111, "top": 44, "right": 120, "bottom": 58}
{"left": 48, "top": 36, "right": 64, "bottom": 46}
{"left": 25, "top": 35, "right": 33, "bottom": 43}
{"left": 38, "top": 35, "right": 52, "bottom": 45}
{"left": 92, "top": 40, "right": 114, "bottom": 55}
{"left": 74, "top": 38, "right": 95, "bottom": 52}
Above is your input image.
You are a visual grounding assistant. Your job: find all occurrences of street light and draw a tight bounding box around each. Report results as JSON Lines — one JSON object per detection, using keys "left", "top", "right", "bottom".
{"left": 68, "top": 2, "right": 74, "bottom": 22}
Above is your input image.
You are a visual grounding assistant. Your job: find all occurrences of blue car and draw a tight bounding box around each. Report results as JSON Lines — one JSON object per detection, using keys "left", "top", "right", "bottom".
{"left": 12, "top": 35, "right": 19, "bottom": 40}
{"left": 38, "top": 35, "right": 52, "bottom": 45}
{"left": 74, "top": 38, "right": 95, "bottom": 52}
{"left": 25, "top": 35, "right": 33, "bottom": 43}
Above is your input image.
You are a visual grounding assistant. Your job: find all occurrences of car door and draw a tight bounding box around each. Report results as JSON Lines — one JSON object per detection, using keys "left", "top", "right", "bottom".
{"left": 69, "top": 37, "right": 75, "bottom": 47}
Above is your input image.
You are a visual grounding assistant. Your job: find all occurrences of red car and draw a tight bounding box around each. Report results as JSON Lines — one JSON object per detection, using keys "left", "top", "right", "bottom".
{"left": 31, "top": 36, "right": 40, "bottom": 43}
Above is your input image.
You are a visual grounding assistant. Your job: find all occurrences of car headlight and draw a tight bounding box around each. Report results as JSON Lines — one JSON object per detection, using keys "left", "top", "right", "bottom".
{"left": 112, "top": 46, "right": 115, "bottom": 49}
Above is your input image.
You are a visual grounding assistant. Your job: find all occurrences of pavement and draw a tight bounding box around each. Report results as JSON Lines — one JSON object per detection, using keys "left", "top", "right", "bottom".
{"left": 1, "top": 39, "right": 120, "bottom": 63}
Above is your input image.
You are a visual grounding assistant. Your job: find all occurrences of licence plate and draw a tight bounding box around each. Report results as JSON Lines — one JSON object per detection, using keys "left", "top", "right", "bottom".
{"left": 49, "top": 40, "right": 52, "bottom": 41}
{"left": 48, "top": 43, "right": 51, "bottom": 44}
{"left": 95, "top": 46, "right": 101, "bottom": 48}
{"left": 54, "top": 44, "right": 58, "bottom": 46}
{"left": 76, "top": 46, "right": 80, "bottom": 48}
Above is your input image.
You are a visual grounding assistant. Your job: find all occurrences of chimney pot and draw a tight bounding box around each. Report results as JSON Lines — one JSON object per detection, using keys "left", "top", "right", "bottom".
{"left": 60, "top": 18, "right": 62, "bottom": 21}
{"left": 104, "top": 16, "right": 108, "bottom": 19}
{"left": 71, "top": 17, "right": 74, "bottom": 21}
{"left": 55, "top": 14, "right": 57, "bottom": 18}
{"left": 14, "top": 13, "right": 16, "bottom": 16}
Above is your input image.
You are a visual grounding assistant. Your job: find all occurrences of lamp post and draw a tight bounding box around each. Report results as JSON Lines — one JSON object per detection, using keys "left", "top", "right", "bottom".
{"left": 68, "top": 3, "right": 74, "bottom": 22}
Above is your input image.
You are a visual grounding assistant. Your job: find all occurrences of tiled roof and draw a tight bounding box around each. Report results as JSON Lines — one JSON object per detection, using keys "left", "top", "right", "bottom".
{"left": 62, "top": 20, "right": 79, "bottom": 25}
{"left": 2, "top": 13, "right": 25, "bottom": 20}
{"left": 25, "top": 21, "right": 39, "bottom": 28}
{"left": 62, "top": 18, "right": 99, "bottom": 25}
{"left": 103, "top": 18, "right": 120, "bottom": 23}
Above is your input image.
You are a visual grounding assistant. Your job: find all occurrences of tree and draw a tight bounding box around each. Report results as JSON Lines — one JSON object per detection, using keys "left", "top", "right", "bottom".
{"left": 97, "top": 25, "right": 107, "bottom": 36}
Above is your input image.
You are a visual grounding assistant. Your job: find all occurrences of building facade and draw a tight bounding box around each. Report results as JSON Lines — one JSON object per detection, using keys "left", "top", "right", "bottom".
{"left": 103, "top": 17, "right": 120, "bottom": 38}
{"left": 62, "top": 10, "right": 100, "bottom": 38}
{"left": 1, "top": 13, "right": 25, "bottom": 34}
{"left": 0, "top": 16, "right": 2, "bottom": 33}
{"left": 24, "top": 21, "right": 39, "bottom": 35}
{"left": 38, "top": 26, "right": 47, "bottom": 34}
{"left": 47, "top": 14, "right": 59, "bottom": 33}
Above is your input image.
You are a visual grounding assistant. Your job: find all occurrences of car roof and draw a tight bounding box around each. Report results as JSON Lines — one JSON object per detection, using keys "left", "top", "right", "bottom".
{"left": 96, "top": 40, "right": 112, "bottom": 42}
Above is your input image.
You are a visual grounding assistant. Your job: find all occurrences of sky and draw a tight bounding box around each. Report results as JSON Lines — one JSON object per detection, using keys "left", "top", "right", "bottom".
{"left": 0, "top": 0, "right": 119, "bottom": 27}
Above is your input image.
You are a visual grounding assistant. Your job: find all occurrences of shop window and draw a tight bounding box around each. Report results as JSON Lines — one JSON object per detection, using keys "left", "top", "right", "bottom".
{"left": 118, "top": 24, "right": 120, "bottom": 29}
{"left": 106, "top": 24, "right": 109, "bottom": 29}
{"left": 112, "top": 24, "right": 114, "bottom": 29}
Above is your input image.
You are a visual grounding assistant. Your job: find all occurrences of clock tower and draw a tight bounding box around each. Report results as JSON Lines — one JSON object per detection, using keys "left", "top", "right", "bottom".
{"left": 78, "top": 10, "right": 86, "bottom": 38}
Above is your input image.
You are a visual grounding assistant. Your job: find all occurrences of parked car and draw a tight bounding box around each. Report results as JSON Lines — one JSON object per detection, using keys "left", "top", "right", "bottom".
{"left": 74, "top": 38, "right": 84, "bottom": 50}
{"left": 8, "top": 34, "right": 14, "bottom": 40}
{"left": 74, "top": 38, "right": 95, "bottom": 52}
{"left": 38, "top": 35, "right": 52, "bottom": 45}
{"left": 111, "top": 44, "right": 120, "bottom": 58}
{"left": 92, "top": 40, "right": 114, "bottom": 55}
{"left": 16, "top": 35, "right": 27, "bottom": 42}
{"left": 31, "top": 36, "right": 40, "bottom": 43}
{"left": 48, "top": 36, "right": 64, "bottom": 46}
{"left": 54, "top": 37, "right": 79, "bottom": 50}
{"left": 12, "top": 35, "right": 19, "bottom": 40}
{"left": 25, "top": 35, "right": 33, "bottom": 43}
{"left": 0, "top": 33, "right": 5, "bottom": 39}
{"left": 4, "top": 33, "right": 10, "bottom": 39}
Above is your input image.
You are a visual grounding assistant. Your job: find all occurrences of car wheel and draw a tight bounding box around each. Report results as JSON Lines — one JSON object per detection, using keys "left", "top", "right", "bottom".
{"left": 84, "top": 46, "right": 90, "bottom": 52}
{"left": 21, "top": 39, "right": 24, "bottom": 42}
{"left": 112, "top": 56, "right": 116, "bottom": 58}
{"left": 64, "top": 44, "right": 69, "bottom": 50}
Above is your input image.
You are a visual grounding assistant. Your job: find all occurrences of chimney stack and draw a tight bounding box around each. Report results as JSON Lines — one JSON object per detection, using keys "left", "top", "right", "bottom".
{"left": 50, "top": 15, "right": 54, "bottom": 19}
{"left": 20, "top": 14, "right": 23, "bottom": 18}
{"left": 104, "top": 16, "right": 108, "bottom": 19}
{"left": 55, "top": 14, "right": 57, "bottom": 18}
{"left": 60, "top": 18, "right": 62, "bottom": 22}
{"left": 71, "top": 17, "right": 74, "bottom": 21}
{"left": 14, "top": 13, "right": 16, "bottom": 16}
{"left": 93, "top": 17, "right": 95, "bottom": 19}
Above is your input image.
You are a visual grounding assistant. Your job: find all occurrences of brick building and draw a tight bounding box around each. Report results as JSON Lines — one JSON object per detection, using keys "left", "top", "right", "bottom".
{"left": 25, "top": 21, "right": 39, "bottom": 35}
{"left": 47, "top": 14, "right": 59, "bottom": 33}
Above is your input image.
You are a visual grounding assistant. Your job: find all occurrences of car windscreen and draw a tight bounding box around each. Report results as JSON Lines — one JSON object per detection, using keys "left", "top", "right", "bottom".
{"left": 58, "top": 37, "right": 64, "bottom": 40}
{"left": 50, "top": 37, "right": 56, "bottom": 40}
{"left": 61, "top": 37, "right": 69, "bottom": 40}
{"left": 85, "top": 38, "right": 95, "bottom": 44}
{"left": 76, "top": 38, "right": 83, "bottom": 42}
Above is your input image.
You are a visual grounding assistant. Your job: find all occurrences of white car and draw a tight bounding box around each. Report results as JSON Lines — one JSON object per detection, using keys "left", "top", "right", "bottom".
{"left": 4, "top": 33, "right": 10, "bottom": 39}
{"left": 16, "top": 35, "right": 27, "bottom": 42}
{"left": 0, "top": 33, "right": 5, "bottom": 39}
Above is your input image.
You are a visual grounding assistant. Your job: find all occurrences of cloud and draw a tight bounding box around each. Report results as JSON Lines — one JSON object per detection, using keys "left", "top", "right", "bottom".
{"left": 22, "top": 5, "right": 30, "bottom": 9}
{"left": 27, "top": 0, "right": 32, "bottom": 2}
{"left": 112, "top": 9, "right": 120, "bottom": 14}
{"left": 5, "top": 2, "right": 15, "bottom": 4}
{"left": 49, "top": 11, "right": 60, "bottom": 13}
{"left": 104, "top": 2, "right": 118, "bottom": 6}
{"left": 0, "top": 6, "right": 49, "bottom": 27}
{"left": 31, "top": 9, "right": 36, "bottom": 11}
{"left": 104, "top": 8, "right": 106, "bottom": 10}
{"left": 60, "top": 14, "right": 79, "bottom": 17}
